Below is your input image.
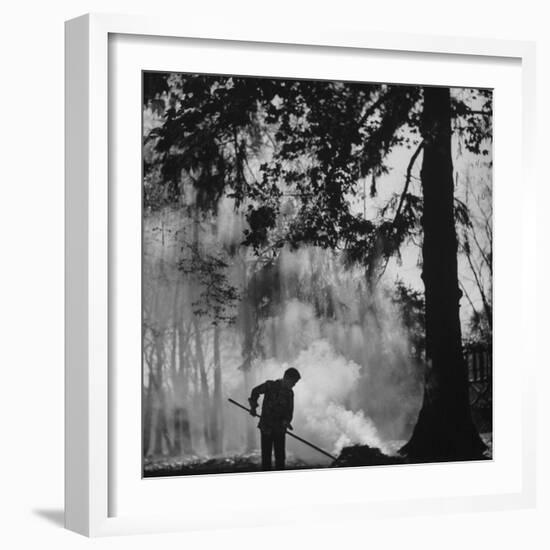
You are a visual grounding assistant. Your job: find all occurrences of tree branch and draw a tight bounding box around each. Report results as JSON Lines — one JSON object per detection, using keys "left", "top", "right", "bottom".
{"left": 391, "top": 139, "right": 424, "bottom": 232}
{"left": 371, "top": 140, "right": 424, "bottom": 287}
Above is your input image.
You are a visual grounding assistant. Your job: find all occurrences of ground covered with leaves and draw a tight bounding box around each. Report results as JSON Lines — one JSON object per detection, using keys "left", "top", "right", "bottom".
{"left": 143, "top": 451, "right": 321, "bottom": 477}
{"left": 143, "top": 434, "right": 493, "bottom": 477}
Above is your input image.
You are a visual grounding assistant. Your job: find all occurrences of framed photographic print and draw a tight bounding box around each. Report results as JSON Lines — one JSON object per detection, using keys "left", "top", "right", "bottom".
{"left": 65, "top": 13, "right": 536, "bottom": 537}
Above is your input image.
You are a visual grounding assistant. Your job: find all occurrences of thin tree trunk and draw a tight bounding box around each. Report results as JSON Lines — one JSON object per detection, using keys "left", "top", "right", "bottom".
{"left": 193, "top": 317, "right": 212, "bottom": 452}
{"left": 170, "top": 282, "right": 183, "bottom": 454}
{"left": 177, "top": 323, "right": 189, "bottom": 395}
{"left": 190, "top": 205, "right": 213, "bottom": 453}
{"left": 271, "top": 318, "right": 278, "bottom": 359}
{"left": 142, "top": 380, "right": 154, "bottom": 457}
{"left": 212, "top": 324, "right": 223, "bottom": 454}
{"left": 172, "top": 326, "right": 183, "bottom": 456}
{"left": 176, "top": 321, "right": 193, "bottom": 453}
{"left": 142, "top": 340, "right": 156, "bottom": 457}
{"left": 152, "top": 407, "right": 163, "bottom": 456}
{"left": 152, "top": 332, "right": 173, "bottom": 456}
{"left": 243, "top": 366, "right": 255, "bottom": 452}
{"left": 401, "top": 86, "right": 486, "bottom": 461}
{"left": 239, "top": 256, "right": 256, "bottom": 452}
{"left": 155, "top": 401, "right": 173, "bottom": 456}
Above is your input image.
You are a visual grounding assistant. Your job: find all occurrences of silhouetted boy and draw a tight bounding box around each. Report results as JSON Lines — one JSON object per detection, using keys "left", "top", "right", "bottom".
{"left": 249, "top": 367, "right": 301, "bottom": 471}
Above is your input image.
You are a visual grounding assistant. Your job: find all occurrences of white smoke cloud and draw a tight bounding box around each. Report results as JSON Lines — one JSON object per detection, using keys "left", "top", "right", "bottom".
{"left": 308, "top": 403, "right": 383, "bottom": 455}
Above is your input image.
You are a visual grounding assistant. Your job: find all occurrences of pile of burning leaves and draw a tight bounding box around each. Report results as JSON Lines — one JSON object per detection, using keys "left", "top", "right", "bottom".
{"left": 331, "top": 444, "right": 404, "bottom": 468}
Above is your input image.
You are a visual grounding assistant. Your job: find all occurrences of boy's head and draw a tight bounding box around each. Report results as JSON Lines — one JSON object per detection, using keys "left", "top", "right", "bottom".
{"left": 282, "top": 367, "right": 301, "bottom": 389}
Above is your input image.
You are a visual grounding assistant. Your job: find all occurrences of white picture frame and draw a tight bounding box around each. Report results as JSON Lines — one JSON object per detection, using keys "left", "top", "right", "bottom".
{"left": 65, "top": 12, "right": 537, "bottom": 537}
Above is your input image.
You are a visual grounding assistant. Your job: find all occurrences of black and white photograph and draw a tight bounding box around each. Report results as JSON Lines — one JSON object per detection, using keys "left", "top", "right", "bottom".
{"left": 141, "top": 71, "right": 493, "bottom": 477}
{"left": 2, "top": 0, "right": 547, "bottom": 546}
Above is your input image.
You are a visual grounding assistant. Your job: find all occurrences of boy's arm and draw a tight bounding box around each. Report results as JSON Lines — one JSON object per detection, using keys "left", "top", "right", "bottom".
{"left": 248, "top": 381, "right": 267, "bottom": 414}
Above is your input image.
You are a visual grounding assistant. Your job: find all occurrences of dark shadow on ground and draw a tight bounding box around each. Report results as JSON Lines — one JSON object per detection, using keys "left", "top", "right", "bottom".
{"left": 33, "top": 509, "right": 64, "bottom": 528}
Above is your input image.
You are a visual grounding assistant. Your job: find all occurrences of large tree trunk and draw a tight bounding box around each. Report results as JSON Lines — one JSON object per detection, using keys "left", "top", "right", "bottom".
{"left": 401, "top": 87, "right": 486, "bottom": 461}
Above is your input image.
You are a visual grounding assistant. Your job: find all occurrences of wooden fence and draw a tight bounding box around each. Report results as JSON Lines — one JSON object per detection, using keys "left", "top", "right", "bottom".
{"left": 465, "top": 347, "right": 492, "bottom": 431}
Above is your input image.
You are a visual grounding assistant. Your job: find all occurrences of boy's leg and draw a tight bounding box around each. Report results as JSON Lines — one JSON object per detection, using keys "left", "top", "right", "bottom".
{"left": 260, "top": 430, "right": 273, "bottom": 470}
{"left": 274, "top": 431, "right": 286, "bottom": 470}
